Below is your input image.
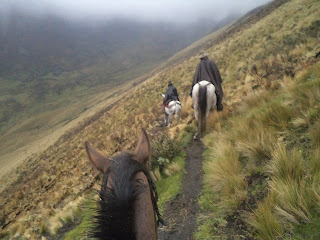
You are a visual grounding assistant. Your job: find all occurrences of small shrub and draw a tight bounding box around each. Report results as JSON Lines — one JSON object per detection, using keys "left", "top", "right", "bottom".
{"left": 150, "top": 133, "right": 180, "bottom": 171}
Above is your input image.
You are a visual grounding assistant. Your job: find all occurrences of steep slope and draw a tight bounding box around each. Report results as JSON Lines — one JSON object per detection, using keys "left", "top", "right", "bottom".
{"left": 0, "top": 11, "right": 218, "bottom": 162}
{"left": 1, "top": 0, "right": 319, "bottom": 238}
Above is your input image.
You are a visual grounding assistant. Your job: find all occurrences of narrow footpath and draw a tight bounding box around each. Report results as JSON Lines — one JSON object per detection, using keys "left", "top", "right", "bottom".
{"left": 158, "top": 139, "right": 204, "bottom": 240}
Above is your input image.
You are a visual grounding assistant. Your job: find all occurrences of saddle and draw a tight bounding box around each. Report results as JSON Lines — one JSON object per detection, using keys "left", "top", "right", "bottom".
{"left": 168, "top": 101, "right": 181, "bottom": 108}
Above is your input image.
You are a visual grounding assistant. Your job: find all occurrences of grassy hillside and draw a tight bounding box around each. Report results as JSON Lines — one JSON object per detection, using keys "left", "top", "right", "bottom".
{"left": 0, "top": 0, "right": 319, "bottom": 238}
{"left": 0, "top": 14, "right": 217, "bottom": 162}
{"left": 194, "top": 0, "right": 320, "bottom": 238}
{"left": 197, "top": 63, "right": 320, "bottom": 239}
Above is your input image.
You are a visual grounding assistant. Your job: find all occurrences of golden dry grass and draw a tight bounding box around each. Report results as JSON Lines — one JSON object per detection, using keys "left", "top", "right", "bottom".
{"left": 204, "top": 136, "right": 247, "bottom": 213}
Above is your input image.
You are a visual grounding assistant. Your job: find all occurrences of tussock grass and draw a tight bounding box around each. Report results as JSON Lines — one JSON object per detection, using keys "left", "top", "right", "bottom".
{"left": 269, "top": 144, "right": 304, "bottom": 182}
{"left": 205, "top": 139, "right": 247, "bottom": 213}
{"left": 310, "top": 119, "right": 320, "bottom": 146}
{"left": 249, "top": 194, "right": 282, "bottom": 240}
{"left": 251, "top": 100, "right": 294, "bottom": 129}
{"left": 233, "top": 118, "right": 276, "bottom": 165}
{"left": 198, "top": 60, "right": 320, "bottom": 238}
{"left": 271, "top": 179, "right": 313, "bottom": 224}
{"left": 309, "top": 147, "right": 320, "bottom": 176}
{"left": 291, "top": 116, "right": 309, "bottom": 128}
{"left": 237, "top": 89, "right": 270, "bottom": 114}
{"left": 248, "top": 65, "right": 320, "bottom": 239}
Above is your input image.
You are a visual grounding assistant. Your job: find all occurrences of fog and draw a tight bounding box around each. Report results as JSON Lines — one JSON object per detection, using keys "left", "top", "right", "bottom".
{"left": 1, "top": 0, "right": 272, "bottom": 24}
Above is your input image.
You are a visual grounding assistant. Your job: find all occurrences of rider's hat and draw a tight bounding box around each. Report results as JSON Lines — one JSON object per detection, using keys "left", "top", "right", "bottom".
{"left": 198, "top": 50, "right": 209, "bottom": 59}
{"left": 168, "top": 81, "right": 173, "bottom": 86}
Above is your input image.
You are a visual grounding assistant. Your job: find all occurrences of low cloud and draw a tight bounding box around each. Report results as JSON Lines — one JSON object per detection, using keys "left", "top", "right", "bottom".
{"left": 1, "top": 0, "right": 271, "bottom": 23}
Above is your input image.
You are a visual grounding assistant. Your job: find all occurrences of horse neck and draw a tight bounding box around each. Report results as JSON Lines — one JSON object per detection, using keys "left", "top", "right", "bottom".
{"left": 95, "top": 156, "right": 157, "bottom": 240}
{"left": 134, "top": 172, "right": 157, "bottom": 240}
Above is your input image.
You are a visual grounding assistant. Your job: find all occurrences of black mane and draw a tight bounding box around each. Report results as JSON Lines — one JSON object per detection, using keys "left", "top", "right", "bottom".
{"left": 91, "top": 153, "right": 149, "bottom": 240}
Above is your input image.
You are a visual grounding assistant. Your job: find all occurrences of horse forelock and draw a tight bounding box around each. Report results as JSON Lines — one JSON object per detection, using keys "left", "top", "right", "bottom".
{"left": 92, "top": 153, "right": 148, "bottom": 240}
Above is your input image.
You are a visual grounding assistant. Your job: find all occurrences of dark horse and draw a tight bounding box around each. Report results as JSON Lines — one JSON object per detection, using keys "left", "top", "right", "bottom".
{"left": 85, "top": 129, "right": 163, "bottom": 240}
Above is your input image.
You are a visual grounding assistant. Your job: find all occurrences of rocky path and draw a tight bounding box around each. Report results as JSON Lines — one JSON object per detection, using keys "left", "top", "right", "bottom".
{"left": 158, "top": 139, "right": 204, "bottom": 240}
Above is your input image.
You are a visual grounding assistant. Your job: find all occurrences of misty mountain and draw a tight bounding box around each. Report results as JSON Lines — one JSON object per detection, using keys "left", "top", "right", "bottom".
{"left": 0, "top": 10, "right": 218, "bottom": 81}
{"left": 0, "top": 8, "right": 240, "bottom": 144}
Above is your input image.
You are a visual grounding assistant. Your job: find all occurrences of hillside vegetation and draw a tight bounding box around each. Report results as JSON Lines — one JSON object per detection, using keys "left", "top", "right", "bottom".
{"left": 0, "top": 14, "right": 217, "bottom": 162}
{"left": 1, "top": 0, "right": 320, "bottom": 239}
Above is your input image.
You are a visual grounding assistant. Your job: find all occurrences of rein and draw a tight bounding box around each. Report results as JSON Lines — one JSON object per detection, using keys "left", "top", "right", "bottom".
{"left": 145, "top": 169, "right": 166, "bottom": 226}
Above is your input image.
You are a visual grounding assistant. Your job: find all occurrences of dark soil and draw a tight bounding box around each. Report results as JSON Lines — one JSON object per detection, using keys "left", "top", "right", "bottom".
{"left": 158, "top": 139, "right": 204, "bottom": 240}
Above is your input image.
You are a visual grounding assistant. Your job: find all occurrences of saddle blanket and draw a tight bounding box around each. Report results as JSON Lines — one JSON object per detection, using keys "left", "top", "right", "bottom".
{"left": 165, "top": 101, "right": 181, "bottom": 109}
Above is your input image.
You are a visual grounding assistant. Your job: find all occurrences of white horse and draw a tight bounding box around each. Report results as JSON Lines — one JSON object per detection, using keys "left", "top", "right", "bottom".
{"left": 192, "top": 80, "right": 217, "bottom": 139}
{"left": 162, "top": 94, "right": 182, "bottom": 127}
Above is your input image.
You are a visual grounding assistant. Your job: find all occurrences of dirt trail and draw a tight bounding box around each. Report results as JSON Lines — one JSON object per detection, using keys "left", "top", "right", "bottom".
{"left": 158, "top": 139, "right": 204, "bottom": 240}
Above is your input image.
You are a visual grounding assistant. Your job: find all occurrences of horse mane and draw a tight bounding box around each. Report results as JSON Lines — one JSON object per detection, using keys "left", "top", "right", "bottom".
{"left": 91, "top": 153, "right": 148, "bottom": 240}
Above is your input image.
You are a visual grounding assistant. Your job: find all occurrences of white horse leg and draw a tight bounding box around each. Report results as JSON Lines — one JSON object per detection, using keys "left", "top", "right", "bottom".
{"left": 164, "top": 108, "right": 169, "bottom": 126}
{"left": 175, "top": 112, "right": 180, "bottom": 124}
{"left": 192, "top": 84, "right": 202, "bottom": 139}
{"left": 174, "top": 105, "right": 181, "bottom": 124}
{"left": 168, "top": 114, "right": 172, "bottom": 127}
{"left": 193, "top": 109, "right": 200, "bottom": 139}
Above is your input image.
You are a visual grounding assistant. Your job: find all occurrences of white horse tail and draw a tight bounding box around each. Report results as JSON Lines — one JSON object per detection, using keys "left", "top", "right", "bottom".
{"left": 198, "top": 84, "right": 207, "bottom": 135}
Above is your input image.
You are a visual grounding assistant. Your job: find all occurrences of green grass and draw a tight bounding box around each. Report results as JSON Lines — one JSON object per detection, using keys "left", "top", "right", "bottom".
{"left": 195, "top": 149, "right": 227, "bottom": 240}
{"left": 156, "top": 153, "right": 185, "bottom": 213}
{"left": 155, "top": 126, "right": 194, "bottom": 213}
{"left": 63, "top": 197, "right": 95, "bottom": 240}
{"left": 292, "top": 217, "right": 320, "bottom": 240}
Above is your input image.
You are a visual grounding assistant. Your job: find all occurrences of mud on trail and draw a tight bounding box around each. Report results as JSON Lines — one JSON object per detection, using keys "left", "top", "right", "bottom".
{"left": 158, "top": 139, "right": 204, "bottom": 240}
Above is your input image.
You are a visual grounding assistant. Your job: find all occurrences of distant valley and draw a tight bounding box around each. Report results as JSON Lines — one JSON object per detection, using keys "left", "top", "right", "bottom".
{"left": 0, "top": 10, "right": 239, "bottom": 163}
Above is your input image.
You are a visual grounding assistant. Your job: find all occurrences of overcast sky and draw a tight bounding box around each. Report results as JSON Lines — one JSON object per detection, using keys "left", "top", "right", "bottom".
{"left": 1, "top": 0, "right": 272, "bottom": 23}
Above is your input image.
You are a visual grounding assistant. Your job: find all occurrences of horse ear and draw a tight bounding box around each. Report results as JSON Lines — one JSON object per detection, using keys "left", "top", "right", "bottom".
{"left": 85, "top": 142, "right": 111, "bottom": 173}
{"left": 133, "top": 128, "right": 150, "bottom": 165}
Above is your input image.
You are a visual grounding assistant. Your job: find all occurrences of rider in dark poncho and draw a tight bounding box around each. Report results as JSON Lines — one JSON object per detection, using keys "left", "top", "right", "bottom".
{"left": 191, "top": 50, "right": 224, "bottom": 111}
{"left": 163, "top": 81, "right": 179, "bottom": 106}
{"left": 163, "top": 81, "right": 180, "bottom": 117}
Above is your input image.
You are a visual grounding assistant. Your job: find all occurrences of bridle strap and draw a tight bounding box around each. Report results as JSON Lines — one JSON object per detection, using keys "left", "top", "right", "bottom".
{"left": 145, "top": 170, "right": 166, "bottom": 226}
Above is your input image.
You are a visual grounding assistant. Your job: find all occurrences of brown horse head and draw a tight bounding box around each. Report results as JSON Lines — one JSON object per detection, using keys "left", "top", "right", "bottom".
{"left": 85, "top": 128, "right": 158, "bottom": 240}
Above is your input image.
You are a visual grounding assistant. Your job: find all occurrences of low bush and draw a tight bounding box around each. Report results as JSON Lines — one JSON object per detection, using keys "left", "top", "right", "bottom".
{"left": 150, "top": 133, "right": 180, "bottom": 172}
